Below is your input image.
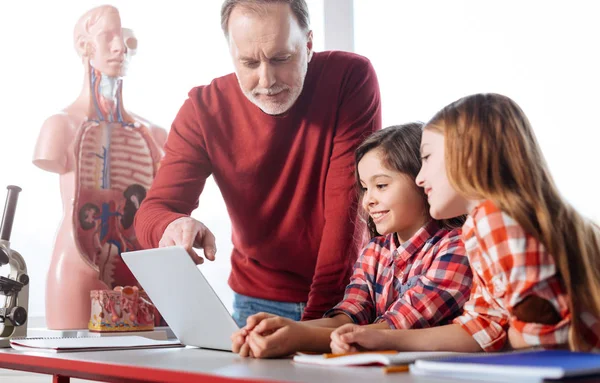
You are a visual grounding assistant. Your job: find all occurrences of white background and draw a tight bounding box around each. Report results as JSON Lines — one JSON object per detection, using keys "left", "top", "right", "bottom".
{"left": 0, "top": 1, "right": 598, "bottom": 324}
{"left": 353, "top": 1, "right": 600, "bottom": 224}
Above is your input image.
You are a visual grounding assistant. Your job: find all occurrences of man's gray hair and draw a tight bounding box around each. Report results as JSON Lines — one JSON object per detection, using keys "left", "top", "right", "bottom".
{"left": 221, "top": 0, "right": 310, "bottom": 38}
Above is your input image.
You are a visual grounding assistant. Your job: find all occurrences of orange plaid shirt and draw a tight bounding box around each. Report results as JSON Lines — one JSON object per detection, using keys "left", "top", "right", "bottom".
{"left": 454, "top": 200, "right": 600, "bottom": 351}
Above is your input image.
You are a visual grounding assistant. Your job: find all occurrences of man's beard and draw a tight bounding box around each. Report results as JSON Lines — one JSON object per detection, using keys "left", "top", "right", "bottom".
{"left": 239, "top": 62, "right": 308, "bottom": 115}
{"left": 246, "top": 84, "right": 299, "bottom": 115}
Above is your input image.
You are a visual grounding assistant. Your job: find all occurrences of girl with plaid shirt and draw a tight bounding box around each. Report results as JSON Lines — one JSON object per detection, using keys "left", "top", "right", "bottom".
{"left": 231, "top": 123, "right": 472, "bottom": 358}
{"left": 331, "top": 93, "right": 600, "bottom": 353}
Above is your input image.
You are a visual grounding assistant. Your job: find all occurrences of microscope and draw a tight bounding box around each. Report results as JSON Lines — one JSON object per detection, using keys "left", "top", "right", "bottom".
{"left": 0, "top": 186, "right": 29, "bottom": 347}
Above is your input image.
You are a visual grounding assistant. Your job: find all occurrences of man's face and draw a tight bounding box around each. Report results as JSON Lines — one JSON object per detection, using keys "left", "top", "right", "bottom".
{"left": 228, "top": 3, "right": 313, "bottom": 115}
{"left": 89, "top": 10, "right": 126, "bottom": 77}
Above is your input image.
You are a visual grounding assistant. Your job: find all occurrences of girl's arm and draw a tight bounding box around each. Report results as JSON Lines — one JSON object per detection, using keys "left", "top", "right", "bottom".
{"left": 237, "top": 240, "right": 386, "bottom": 358}
{"left": 378, "top": 231, "right": 472, "bottom": 329}
{"left": 469, "top": 204, "right": 570, "bottom": 349}
{"left": 323, "top": 240, "right": 381, "bottom": 325}
{"left": 244, "top": 315, "right": 390, "bottom": 358}
{"left": 303, "top": 314, "right": 354, "bottom": 328}
{"left": 331, "top": 323, "right": 482, "bottom": 354}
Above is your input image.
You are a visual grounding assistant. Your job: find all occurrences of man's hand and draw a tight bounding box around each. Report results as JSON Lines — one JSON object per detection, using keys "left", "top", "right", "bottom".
{"left": 238, "top": 312, "right": 308, "bottom": 358}
{"left": 159, "top": 217, "right": 216, "bottom": 264}
{"left": 330, "top": 324, "right": 390, "bottom": 354}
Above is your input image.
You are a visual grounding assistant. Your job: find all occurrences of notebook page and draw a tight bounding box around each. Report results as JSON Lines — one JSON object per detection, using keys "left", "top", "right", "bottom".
{"left": 294, "top": 351, "right": 461, "bottom": 366}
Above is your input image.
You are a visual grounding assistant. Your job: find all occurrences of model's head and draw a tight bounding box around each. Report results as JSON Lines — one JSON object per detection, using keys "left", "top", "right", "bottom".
{"left": 74, "top": 5, "right": 126, "bottom": 77}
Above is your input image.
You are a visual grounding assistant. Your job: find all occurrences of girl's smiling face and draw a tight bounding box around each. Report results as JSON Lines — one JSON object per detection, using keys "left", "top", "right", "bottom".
{"left": 358, "top": 148, "right": 428, "bottom": 242}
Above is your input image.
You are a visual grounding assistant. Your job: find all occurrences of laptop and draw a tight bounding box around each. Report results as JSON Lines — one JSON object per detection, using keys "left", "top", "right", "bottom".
{"left": 121, "top": 246, "right": 239, "bottom": 351}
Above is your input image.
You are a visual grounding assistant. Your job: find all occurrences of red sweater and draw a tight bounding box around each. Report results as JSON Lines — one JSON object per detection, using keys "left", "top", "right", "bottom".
{"left": 134, "top": 51, "right": 381, "bottom": 319}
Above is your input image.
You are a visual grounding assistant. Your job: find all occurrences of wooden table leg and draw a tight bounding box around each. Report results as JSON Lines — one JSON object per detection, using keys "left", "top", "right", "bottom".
{"left": 53, "top": 375, "right": 70, "bottom": 383}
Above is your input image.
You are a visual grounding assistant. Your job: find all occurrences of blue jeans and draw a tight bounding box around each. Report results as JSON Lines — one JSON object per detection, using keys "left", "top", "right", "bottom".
{"left": 232, "top": 292, "right": 306, "bottom": 328}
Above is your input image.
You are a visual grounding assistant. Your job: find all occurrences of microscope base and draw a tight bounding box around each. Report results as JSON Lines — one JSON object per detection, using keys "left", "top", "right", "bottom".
{"left": 0, "top": 323, "right": 23, "bottom": 348}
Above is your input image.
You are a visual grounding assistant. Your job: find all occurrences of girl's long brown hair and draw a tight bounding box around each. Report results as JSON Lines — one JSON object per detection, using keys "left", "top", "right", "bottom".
{"left": 354, "top": 123, "right": 465, "bottom": 239}
{"left": 426, "top": 93, "right": 600, "bottom": 350}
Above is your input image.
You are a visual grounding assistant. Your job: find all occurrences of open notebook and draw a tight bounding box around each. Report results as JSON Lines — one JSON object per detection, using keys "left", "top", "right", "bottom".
{"left": 10, "top": 336, "right": 183, "bottom": 353}
{"left": 293, "top": 350, "right": 462, "bottom": 367}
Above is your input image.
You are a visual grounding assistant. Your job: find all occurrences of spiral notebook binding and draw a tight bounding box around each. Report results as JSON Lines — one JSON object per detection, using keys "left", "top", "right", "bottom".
{"left": 11, "top": 335, "right": 115, "bottom": 340}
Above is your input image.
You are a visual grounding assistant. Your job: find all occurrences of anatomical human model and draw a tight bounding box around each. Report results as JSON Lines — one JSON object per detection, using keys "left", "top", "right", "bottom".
{"left": 33, "top": 5, "right": 166, "bottom": 329}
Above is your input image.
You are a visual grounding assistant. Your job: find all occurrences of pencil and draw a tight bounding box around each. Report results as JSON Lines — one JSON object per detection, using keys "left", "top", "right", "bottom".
{"left": 323, "top": 350, "right": 398, "bottom": 359}
{"left": 383, "top": 365, "right": 409, "bottom": 374}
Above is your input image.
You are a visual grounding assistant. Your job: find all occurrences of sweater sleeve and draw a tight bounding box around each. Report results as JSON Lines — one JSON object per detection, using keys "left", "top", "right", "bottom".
{"left": 134, "top": 93, "right": 213, "bottom": 248}
{"left": 302, "top": 58, "right": 382, "bottom": 319}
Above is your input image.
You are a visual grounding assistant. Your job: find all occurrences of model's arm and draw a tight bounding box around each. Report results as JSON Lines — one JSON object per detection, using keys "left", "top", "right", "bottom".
{"left": 303, "top": 57, "right": 382, "bottom": 320}
{"left": 134, "top": 95, "right": 213, "bottom": 249}
{"left": 33, "top": 114, "right": 73, "bottom": 174}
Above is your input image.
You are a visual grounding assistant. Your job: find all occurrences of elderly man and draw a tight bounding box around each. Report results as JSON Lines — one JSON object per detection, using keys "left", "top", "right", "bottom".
{"left": 135, "top": 0, "right": 381, "bottom": 326}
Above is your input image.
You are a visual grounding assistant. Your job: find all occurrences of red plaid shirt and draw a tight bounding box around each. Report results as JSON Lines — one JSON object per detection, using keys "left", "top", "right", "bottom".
{"left": 325, "top": 220, "right": 472, "bottom": 329}
{"left": 454, "top": 200, "right": 600, "bottom": 351}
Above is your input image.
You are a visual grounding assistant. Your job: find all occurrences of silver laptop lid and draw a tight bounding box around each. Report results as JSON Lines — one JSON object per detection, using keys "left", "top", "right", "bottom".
{"left": 122, "top": 246, "right": 238, "bottom": 351}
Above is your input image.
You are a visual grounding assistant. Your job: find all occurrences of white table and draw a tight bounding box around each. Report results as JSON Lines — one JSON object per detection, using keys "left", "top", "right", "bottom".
{"left": 0, "top": 347, "right": 452, "bottom": 383}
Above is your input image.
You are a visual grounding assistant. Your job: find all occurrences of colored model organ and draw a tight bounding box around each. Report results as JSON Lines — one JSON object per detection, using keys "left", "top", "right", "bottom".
{"left": 89, "top": 286, "right": 155, "bottom": 332}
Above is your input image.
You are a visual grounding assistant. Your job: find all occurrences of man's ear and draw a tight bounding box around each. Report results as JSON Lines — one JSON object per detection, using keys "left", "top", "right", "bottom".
{"left": 306, "top": 30, "right": 314, "bottom": 62}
